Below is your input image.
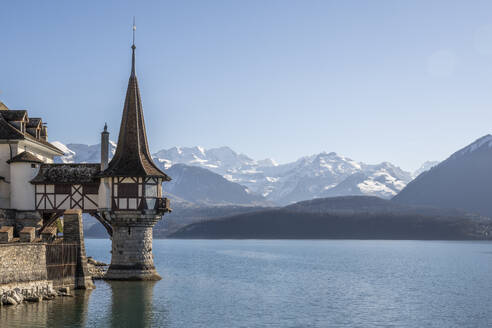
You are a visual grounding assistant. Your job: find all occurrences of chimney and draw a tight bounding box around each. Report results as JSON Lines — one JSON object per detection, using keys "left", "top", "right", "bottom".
{"left": 101, "top": 123, "right": 109, "bottom": 170}
{"left": 40, "top": 123, "right": 48, "bottom": 141}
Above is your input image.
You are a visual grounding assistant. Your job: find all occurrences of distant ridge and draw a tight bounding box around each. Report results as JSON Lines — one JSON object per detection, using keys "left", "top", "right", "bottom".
{"left": 393, "top": 135, "right": 492, "bottom": 217}
{"left": 164, "top": 164, "right": 268, "bottom": 206}
{"left": 169, "top": 196, "right": 492, "bottom": 240}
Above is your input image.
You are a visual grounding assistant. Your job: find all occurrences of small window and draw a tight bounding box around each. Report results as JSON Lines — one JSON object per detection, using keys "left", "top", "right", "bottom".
{"left": 118, "top": 183, "right": 138, "bottom": 197}
{"left": 54, "top": 184, "right": 71, "bottom": 194}
{"left": 83, "top": 184, "right": 99, "bottom": 195}
{"left": 31, "top": 163, "right": 37, "bottom": 168}
{"left": 145, "top": 184, "right": 157, "bottom": 197}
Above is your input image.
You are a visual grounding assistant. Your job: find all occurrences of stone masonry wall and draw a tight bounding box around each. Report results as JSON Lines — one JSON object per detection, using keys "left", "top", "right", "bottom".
{"left": 0, "top": 243, "right": 47, "bottom": 284}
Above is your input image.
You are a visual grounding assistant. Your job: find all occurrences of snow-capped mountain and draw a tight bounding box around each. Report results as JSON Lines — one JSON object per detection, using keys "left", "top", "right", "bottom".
{"left": 450, "top": 134, "right": 492, "bottom": 159}
{"left": 321, "top": 162, "right": 412, "bottom": 199}
{"left": 153, "top": 146, "right": 262, "bottom": 174}
{"left": 52, "top": 141, "right": 117, "bottom": 164}
{"left": 54, "top": 141, "right": 415, "bottom": 205}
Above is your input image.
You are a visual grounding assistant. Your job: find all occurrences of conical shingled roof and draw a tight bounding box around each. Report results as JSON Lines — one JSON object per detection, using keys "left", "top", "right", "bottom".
{"left": 7, "top": 151, "right": 43, "bottom": 164}
{"left": 101, "top": 44, "right": 170, "bottom": 180}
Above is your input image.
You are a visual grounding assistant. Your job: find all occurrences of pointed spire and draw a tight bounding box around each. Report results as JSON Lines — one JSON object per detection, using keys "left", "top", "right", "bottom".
{"left": 131, "top": 17, "right": 136, "bottom": 77}
{"left": 100, "top": 20, "right": 170, "bottom": 180}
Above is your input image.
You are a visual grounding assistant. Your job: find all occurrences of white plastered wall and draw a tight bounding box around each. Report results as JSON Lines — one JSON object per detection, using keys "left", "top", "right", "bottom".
{"left": 10, "top": 162, "right": 39, "bottom": 210}
{"left": 17, "top": 140, "right": 57, "bottom": 163}
{"left": 98, "top": 177, "right": 112, "bottom": 210}
{"left": 0, "top": 144, "right": 12, "bottom": 207}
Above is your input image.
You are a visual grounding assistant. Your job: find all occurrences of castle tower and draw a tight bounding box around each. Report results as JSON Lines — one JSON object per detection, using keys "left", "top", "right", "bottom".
{"left": 101, "top": 34, "right": 171, "bottom": 281}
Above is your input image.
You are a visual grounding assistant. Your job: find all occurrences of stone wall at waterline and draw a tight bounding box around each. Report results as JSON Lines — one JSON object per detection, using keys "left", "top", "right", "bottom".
{"left": 0, "top": 243, "right": 55, "bottom": 306}
{"left": 0, "top": 209, "right": 94, "bottom": 307}
{"left": 0, "top": 243, "right": 47, "bottom": 284}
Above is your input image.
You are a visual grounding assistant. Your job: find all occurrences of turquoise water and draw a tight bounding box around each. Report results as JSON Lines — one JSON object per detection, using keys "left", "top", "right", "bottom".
{"left": 2, "top": 239, "right": 492, "bottom": 327}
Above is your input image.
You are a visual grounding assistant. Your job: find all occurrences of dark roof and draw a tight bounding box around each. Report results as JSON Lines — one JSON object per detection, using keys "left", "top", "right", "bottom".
{"left": 31, "top": 163, "right": 101, "bottom": 184}
{"left": 7, "top": 151, "right": 43, "bottom": 164}
{"left": 1, "top": 110, "right": 27, "bottom": 121}
{"left": 27, "top": 118, "right": 42, "bottom": 128}
{"left": 0, "top": 114, "right": 63, "bottom": 155}
{"left": 0, "top": 115, "right": 24, "bottom": 139}
{"left": 100, "top": 45, "right": 170, "bottom": 180}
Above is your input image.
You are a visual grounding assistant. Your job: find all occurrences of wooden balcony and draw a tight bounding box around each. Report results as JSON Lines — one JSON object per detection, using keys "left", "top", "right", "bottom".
{"left": 154, "top": 197, "right": 171, "bottom": 213}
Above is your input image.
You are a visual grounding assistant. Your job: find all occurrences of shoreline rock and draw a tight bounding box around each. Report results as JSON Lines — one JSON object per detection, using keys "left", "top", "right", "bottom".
{"left": 87, "top": 257, "right": 108, "bottom": 280}
{"left": 0, "top": 286, "right": 74, "bottom": 306}
{"left": 87, "top": 257, "right": 108, "bottom": 267}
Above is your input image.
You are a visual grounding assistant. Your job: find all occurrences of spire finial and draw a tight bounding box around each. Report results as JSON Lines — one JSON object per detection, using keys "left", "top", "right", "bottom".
{"left": 131, "top": 17, "right": 136, "bottom": 76}
{"left": 104, "top": 122, "right": 108, "bottom": 132}
{"left": 132, "top": 16, "right": 136, "bottom": 47}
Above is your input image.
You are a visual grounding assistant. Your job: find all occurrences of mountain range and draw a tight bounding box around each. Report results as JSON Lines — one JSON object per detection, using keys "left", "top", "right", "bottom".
{"left": 52, "top": 141, "right": 428, "bottom": 205}
{"left": 70, "top": 134, "right": 492, "bottom": 240}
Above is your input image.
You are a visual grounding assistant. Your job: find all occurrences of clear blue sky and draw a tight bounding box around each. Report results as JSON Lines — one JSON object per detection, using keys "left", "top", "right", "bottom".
{"left": 2, "top": 0, "right": 492, "bottom": 171}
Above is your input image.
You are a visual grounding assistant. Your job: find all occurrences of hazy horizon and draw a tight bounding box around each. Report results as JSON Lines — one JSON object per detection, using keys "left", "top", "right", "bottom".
{"left": 3, "top": 1, "right": 492, "bottom": 171}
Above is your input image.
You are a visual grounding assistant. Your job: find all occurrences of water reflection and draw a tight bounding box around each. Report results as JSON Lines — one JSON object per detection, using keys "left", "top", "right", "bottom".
{"left": 109, "top": 281, "right": 168, "bottom": 328}
{"left": 0, "top": 280, "right": 169, "bottom": 328}
{"left": 0, "top": 289, "right": 93, "bottom": 328}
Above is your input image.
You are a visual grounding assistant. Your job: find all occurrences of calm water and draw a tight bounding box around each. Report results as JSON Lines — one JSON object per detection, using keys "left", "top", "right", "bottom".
{"left": 2, "top": 239, "right": 492, "bottom": 327}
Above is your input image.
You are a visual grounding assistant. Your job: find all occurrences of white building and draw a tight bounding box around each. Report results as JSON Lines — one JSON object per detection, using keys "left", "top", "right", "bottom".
{"left": 0, "top": 102, "right": 63, "bottom": 212}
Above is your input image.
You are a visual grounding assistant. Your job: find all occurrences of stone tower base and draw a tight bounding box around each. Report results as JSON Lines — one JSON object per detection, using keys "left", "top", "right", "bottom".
{"left": 105, "top": 211, "right": 162, "bottom": 281}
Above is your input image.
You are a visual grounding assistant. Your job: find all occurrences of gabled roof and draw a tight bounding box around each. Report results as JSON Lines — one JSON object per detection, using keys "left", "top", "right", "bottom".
{"left": 100, "top": 44, "right": 170, "bottom": 180}
{"left": 0, "top": 102, "right": 8, "bottom": 111}
{"left": 0, "top": 115, "right": 25, "bottom": 139}
{"left": 1, "top": 110, "right": 27, "bottom": 122}
{"left": 31, "top": 163, "right": 101, "bottom": 184}
{"left": 7, "top": 151, "right": 43, "bottom": 164}
{"left": 0, "top": 113, "right": 63, "bottom": 155}
{"left": 27, "top": 118, "right": 42, "bottom": 128}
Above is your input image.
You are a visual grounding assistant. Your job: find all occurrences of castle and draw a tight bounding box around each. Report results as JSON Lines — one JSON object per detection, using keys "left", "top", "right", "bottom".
{"left": 0, "top": 35, "right": 171, "bottom": 292}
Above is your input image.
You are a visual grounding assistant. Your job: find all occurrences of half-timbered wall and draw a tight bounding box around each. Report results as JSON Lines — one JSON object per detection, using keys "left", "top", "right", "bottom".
{"left": 111, "top": 177, "right": 162, "bottom": 210}
{"left": 34, "top": 177, "right": 164, "bottom": 212}
{"left": 35, "top": 184, "right": 99, "bottom": 212}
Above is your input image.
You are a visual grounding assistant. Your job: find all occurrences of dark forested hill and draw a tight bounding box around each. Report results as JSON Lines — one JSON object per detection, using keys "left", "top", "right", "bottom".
{"left": 169, "top": 196, "right": 492, "bottom": 240}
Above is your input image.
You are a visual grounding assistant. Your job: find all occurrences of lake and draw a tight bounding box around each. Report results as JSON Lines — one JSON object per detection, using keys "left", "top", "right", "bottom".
{"left": 2, "top": 239, "right": 492, "bottom": 327}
